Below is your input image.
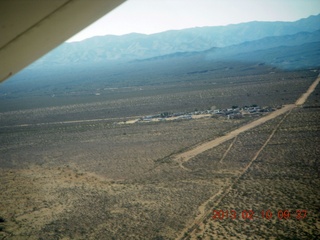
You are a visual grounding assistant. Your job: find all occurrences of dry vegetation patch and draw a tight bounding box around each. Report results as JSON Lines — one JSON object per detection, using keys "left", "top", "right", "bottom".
{"left": 0, "top": 71, "right": 318, "bottom": 239}
{"left": 196, "top": 108, "right": 320, "bottom": 239}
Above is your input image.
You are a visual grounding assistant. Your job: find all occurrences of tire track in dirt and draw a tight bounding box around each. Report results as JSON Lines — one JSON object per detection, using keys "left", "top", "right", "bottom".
{"left": 179, "top": 162, "right": 192, "bottom": 172}
{"left": 0, "top": 115, "right": 143, "bottom": 128}
{"left": 174, "top": 74, "right": 319, "bottom": 166}
{"left": 177, "top": 189, "right": 223, "bottom": 240}
{"left": 295, "top": 74, "right": 320, "bottom": 106}
{"left": 178, "top": 108, "right": 293, "bottom": 240}
{"left": 173, "top": 104, "right": 295, "bottom": 165}
{"left": 219, "top": 136, "right": 237, "bottom": 164}
{"left": 176, "top": 75, "right": 319, "bottom": 239}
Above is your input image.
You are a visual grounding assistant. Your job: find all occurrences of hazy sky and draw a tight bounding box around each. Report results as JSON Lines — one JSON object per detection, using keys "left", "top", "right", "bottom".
{"left": 67, "top": 0, "right": 320, "bottom": 42}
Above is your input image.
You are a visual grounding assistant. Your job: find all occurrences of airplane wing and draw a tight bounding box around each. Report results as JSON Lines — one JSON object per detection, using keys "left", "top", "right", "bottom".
{"left": 0, "top": 0, "right": 125, "bottom": 83}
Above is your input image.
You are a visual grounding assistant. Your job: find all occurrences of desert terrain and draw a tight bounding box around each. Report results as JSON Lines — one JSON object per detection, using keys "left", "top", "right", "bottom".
{"left": 0, "top": 67, "right": 319, "bottom": 239}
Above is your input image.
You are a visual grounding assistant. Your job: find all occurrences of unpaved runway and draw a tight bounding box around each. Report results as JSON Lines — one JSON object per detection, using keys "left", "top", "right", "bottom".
{"left": 173, "top": 104, "right": 295, "bottom": 163}
{"left": 295, "top": 75, "right": 320, "bottom": 106}
{"left": 174, "top": 74, "right": 320, "bottom": 165}
{"left": 176, "top": 74, "right": 319, "bottom": 239}
{"left": 179, "top": 104, "right": 294, "bottom": 240}
{"left": 176, "top": 108, "right": 294, "bottom": 239}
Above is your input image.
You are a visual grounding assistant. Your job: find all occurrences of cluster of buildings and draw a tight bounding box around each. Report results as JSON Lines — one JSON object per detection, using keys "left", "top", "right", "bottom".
{"left": 139, "top": 105, "right": 276, "bottom": 122}
{"left": 212, "top": 105, "right": 275, "bottom": 119}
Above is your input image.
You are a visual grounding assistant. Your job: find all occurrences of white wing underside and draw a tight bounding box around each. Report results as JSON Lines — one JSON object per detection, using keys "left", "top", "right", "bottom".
{"left": 0, "top": 0, "right": 125, "bottom": 83}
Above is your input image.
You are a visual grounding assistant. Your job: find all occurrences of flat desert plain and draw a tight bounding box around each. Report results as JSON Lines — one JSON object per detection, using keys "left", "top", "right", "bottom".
{"left": 0, "top": 71, "right": 319, "bottom": 239}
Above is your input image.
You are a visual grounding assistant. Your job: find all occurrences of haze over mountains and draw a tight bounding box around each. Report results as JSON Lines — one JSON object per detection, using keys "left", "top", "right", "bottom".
{"left": 33, "top": 14, "right": 320, "bottom": 65}
{"left": 1, "top": 14, "right": 320, "bottom": 104}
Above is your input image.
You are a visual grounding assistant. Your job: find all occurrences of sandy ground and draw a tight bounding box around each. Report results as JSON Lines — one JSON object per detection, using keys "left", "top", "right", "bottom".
{"left": 173, "top": 104, "right": 296, "bottom": 164}
{"left": 295, "top": 75, "right": 320, "bottom": 106}
{"left": 175, "top": 74, "right": 320, "bottom": 240}
{"left": 173, "top": 74, "right": 320, "bottom": 165}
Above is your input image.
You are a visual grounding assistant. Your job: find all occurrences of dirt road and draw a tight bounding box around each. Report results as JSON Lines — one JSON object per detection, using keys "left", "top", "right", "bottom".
{"left": 175, "top": 74, "right": 319, "bottom": 239}
{"left": 174, "top": 74, "right": 320, "bottom": 165}
{"left": 173, "top": 104, "right": 295, "bottom": 163}
{"left": 295, "top": 75, "right": 320, "bottom": 106}
{"left": 176, "top": 108, "right": 294, "bottom": 239}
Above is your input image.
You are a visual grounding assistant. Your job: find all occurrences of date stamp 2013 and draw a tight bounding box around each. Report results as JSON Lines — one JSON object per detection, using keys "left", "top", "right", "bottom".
{"left": 212, "top": 209, "right": 308, "bottom": 220}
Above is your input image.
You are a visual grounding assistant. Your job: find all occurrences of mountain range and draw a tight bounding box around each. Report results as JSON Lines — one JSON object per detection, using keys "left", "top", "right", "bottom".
{"left": 32, "top": 14, "right": 320, "bottom": 66}
{"left": 1, "top": 14, "right": 320, "bottom": 97}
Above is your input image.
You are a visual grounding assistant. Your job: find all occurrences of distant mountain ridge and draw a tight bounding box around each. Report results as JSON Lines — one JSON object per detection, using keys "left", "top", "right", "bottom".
{"left": 33, "top": 14, "right": 320, "bottom": 65}
{"left": 137, "top": 30, "right": 320, "bottom": 61}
